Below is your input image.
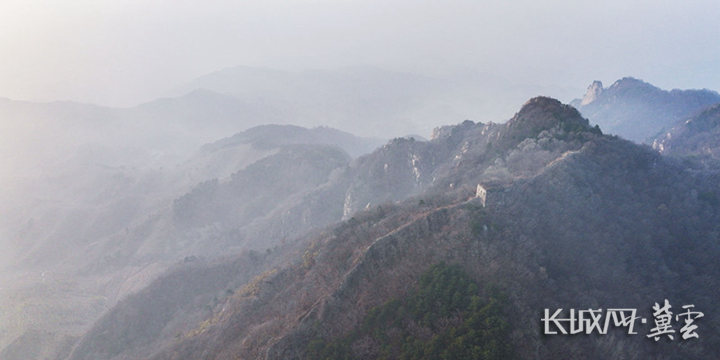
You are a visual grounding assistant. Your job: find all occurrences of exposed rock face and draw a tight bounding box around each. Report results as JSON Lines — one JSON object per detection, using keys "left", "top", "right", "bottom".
{"left": 571, "top": 77, "right": 720, "bottom": 142}
{"left": 580, "top": 80, "right": 603, "bottom": 106}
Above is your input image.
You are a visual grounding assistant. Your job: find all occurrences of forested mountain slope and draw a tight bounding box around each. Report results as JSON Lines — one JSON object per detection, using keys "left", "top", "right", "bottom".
{"left": 66, "top": 98, "right": 720, "bottom": 360}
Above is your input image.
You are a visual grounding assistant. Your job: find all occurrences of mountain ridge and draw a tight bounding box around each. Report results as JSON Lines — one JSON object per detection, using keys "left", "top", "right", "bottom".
{"left": 653, "top": 103, "right": 720, "bottom": 167}
{"left": 571, "top": 77, "right": 720, "bottom": 142}
{"left": 60, "top": 96, "right": 720, "bottom": 360}
{"left": 4, "top": 88, "right": 720, "bottom": 359}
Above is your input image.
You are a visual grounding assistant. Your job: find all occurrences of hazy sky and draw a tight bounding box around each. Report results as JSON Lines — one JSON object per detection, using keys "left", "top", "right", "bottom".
{"left": 0, "top": 0, "right": 718, "bottom": 107}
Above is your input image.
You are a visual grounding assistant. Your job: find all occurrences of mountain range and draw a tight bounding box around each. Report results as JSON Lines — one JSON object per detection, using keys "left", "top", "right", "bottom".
{"left": 571, "top": 77, "right": 720, "bottom": 143}
{"left": 1, "top": 72, "right": 720, "bottom": 359}
{"left": 42, "top": 98, "right": 720, "bottom": 359}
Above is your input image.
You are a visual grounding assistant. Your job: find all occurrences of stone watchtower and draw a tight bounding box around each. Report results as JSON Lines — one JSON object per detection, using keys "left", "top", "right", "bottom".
{"left": 475, "top": 181, "right": 513, "bottom": 208}
{"left": 476, "top": 184, "right": 487, "bottom": 207}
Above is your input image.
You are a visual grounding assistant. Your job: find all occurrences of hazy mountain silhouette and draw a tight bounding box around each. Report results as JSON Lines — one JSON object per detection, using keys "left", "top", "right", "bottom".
{"left": 171, "top": 65, "right": 542, "bottom": 138}
{"left": 0, "top": 122, "right": 383, "bottom": 360}
{"left": 571, "top": 77, "right": 720, "bottom": 143}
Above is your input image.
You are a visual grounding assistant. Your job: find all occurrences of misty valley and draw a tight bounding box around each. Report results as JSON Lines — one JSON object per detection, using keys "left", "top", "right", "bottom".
{"left": 1, "top": 70, "right": 720, "bottom": 360}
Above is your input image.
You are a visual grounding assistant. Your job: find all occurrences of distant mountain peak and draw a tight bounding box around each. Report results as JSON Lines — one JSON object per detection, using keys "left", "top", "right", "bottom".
{"left": 606, "top": 77, "right": 658, "bottom": 93}
{"left": 200, "top": 124, "right": 386, "bottom": 158}
{"left": 611, "top": 76, "right": 646, "bottom": 86}
{"left": 571, "top": 77, "right": 720, "bottom": 142}
{"left": 580, "top": 80, "right": 603, "bottom": 106}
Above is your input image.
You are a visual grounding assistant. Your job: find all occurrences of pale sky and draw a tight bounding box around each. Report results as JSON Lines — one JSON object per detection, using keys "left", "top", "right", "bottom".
{"left": 0, "top": 0, "right": 718, "bottom": 107}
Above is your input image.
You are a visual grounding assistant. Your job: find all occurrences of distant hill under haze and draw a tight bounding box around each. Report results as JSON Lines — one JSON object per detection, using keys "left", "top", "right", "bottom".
{"left": 571, "top": 77, "right": 720, "bottom": 143}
